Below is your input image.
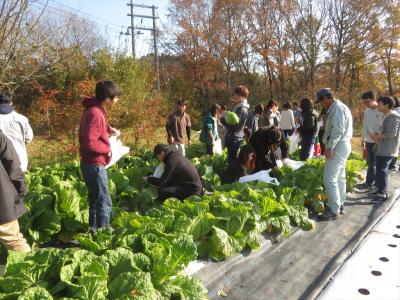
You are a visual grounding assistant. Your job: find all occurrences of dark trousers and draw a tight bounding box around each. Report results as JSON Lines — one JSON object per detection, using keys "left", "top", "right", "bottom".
{"left": 300, "top": 135, "right": 315, "bottom": 161}
{"left": 283, "top": 129, "right": 294, "bottom": 139}
{"left": 318, "top": 129, "right": 326, "bottom": 155}
{"left": 226, "top": 138, "right": 242, "bottom": 164}
{"left": 158, "top": 185, "right": 201, "bottom": 202}
{"left": 365, "top": 142, "right": 377, "bottom": 186}
{"left": 375, "top": 156, "right": 393, "bottom": 194}
{"left": 80, "top": 163, "right": 112, "bottom": 232}
{"left": 206, "top": 143, "right": 213, "bottom": 156}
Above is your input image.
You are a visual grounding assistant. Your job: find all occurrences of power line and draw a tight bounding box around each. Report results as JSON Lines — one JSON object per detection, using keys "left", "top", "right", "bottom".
{"left": 46, "top": 0, "right": 123, "bottom": 30}
{"left": 32, "top": 1, "right": 124, "bottom": 35}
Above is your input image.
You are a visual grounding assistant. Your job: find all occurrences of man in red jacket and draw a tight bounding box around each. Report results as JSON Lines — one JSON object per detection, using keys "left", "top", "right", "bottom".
{"left": 79, "top": 80, "right": 120, "bottom": 233}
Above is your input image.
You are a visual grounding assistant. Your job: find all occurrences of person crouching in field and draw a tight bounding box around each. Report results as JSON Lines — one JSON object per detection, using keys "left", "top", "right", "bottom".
{"left": 221, "top": 144, "right": 256, "bottom": 185}
{"left": 249, "top": 126, "right": 289, "bottom": 172}
{"left": 144, "top": 144, "right": 203, "bottom": 201}
{"left": 0, "top": 131, "right": 31, "bottom": 253}
{"left": 79, "top": 80, "right": 121, "bottom": 233}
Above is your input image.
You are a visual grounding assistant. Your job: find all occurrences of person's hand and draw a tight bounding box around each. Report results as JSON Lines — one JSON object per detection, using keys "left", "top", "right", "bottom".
{"left": 188, "top": 140, "right": 192, "bottom": 147}
{"left": 362, "top": 141, "right": 365, "bottom": 149}
{"left": 109, "top": 127, "right": 120, "bottom": 136}
{"left": 325, "top": 148, "right": 333, "bottom": 160}
{"left": 168, "top": 136, "right": 175, "bottom": 144}
{"left": 370, "top": 133, "right": 381, "bottom": 143}
{"left": 143, "top": 176, "right": 149, "bottom": 182}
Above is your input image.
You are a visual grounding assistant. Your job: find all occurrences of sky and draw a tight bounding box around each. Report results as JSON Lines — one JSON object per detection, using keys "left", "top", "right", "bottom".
{"left": 39, "top": 0, "right": 171, "bottom": 57}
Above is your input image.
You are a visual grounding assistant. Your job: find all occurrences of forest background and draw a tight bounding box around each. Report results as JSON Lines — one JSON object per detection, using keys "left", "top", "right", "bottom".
{"left": 1, "top": 0, "right": 399, "bottom": 166}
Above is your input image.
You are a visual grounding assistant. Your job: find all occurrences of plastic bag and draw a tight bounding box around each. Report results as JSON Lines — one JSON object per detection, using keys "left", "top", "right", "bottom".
{"left": 153, "top": 163, "right": 165, "bottom": 178}
{"left": 213, "top": 139, "right": 223, "bottom": 155}
{"left": 105, "top": 136, "right": 130, "bottom": 169}
{"left": 239, "top": 170, "right": 280, "bottom": 186}
{"left": 282, "top": 158, "right": 305, "bottom": 171}
{"left": 288, "top": 133, "right": 300, "bottom": 155}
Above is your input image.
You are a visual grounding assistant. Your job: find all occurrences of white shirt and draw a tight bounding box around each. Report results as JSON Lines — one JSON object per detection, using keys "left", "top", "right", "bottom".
{"left": 362, "top": 107, "right": 384, "bottom": 143}
{"left": 280, "top": 109, "right": 295, "bottom": 130}
{"left": 0, "top": 110, "right": 33, "bottom": 172}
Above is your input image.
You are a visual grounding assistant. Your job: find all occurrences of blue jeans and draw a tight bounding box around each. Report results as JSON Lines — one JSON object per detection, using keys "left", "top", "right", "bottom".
{"left": 324, "top": 142, "right": 351, "bottom": 214}
{"left": 365, "top": 142, "right": 377, "bottom": 186}
{"left": 226, "top": 138, "right": 242, "bottom": 164}
{"left": 300, "top": 135, "right": 315, "bottom": 161}
{"left": 375, "top": 156, "right": 393, "bottom": 194}
{"left": 80, "top": 163, "right": 112, "bottom": 232}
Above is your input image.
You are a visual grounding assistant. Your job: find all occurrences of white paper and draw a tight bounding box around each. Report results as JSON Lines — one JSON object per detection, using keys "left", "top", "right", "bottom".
{"left": 105, "top": 136, "right": 130, "bottom": 169}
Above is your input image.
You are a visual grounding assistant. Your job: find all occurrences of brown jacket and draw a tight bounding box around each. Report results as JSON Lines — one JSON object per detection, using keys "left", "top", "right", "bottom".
{"left": 166, "top": 111, "right": 191, "bottom": 144}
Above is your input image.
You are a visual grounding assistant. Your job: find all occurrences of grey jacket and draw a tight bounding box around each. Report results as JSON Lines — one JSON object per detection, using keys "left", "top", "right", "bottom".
{"left": 376, "top": 111, "right": 400, "bottom": 157}
{"left": 323, "top": 99, "right": 353, "bottom": 149}
{"left": 222, "top": 100, "right": 249, "bottom": 141}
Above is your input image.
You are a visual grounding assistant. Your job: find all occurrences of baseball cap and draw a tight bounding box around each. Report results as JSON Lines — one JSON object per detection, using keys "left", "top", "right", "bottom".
{"left": 316, "top": 88, "right": 333, "bottom": 102}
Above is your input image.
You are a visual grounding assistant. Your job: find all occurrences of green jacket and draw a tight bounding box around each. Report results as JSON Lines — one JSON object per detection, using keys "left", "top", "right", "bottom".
{"left": 200, "top": 113, "right": 219, "bottom": 145}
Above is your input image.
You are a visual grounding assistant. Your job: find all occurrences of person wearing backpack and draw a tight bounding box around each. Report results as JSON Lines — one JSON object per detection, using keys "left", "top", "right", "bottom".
{"left": 297, "top": 97, "right": 318, "bottom": 161}
{"left": 221, "top": 85, "right": 250, "bottom": 164}
{"left": 200, "top": 104, "right": 221, "bottom": 156}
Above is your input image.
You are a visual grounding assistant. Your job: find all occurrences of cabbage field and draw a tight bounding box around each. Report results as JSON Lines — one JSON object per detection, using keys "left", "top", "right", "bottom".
{"left": 0, "top": 148, "right": 366, "bottom": 299}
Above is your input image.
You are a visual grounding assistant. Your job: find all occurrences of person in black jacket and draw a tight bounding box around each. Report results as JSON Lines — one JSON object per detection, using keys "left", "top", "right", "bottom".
{"left": 144, "top": 144, "right": 203, "bottom": 201}
{"left": 221, "top": 144, "right": 256, "bottom": 184}
{"left": 0, "top": 131, "right": 30, "bottom": 253}
{"left": 249, "top": 126, "right": 288, "bottom": 172}
{"left": 297, "top": 97, "right": 318, "bottom": 161}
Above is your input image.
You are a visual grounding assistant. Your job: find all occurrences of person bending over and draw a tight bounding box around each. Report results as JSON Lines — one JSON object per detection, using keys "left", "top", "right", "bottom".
{"left": 221, "top": 144, "right": 256, "bottom": 185}
{"left": 144, "top": 144, "right": 203, "bottom": 201}
{"left": 249, "top": 126, "right": 288, "bottom": 172}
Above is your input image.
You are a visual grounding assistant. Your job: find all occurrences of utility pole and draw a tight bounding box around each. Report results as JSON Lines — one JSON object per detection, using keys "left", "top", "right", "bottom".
{"left": 125, "top": 2, "right": 160, "bottom": 90}
{"left": 152, "top": 5, "right": 160, "bottom": 90}
{"left": 128, "top": 0, "right": 135, "bottom": 57}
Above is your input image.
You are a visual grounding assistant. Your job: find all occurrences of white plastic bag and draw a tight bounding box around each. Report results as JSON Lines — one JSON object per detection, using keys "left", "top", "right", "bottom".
{"left": 282, "top": 158, "right": 305, "bottom": 171}
{"left": 239, "top": 170, "right": 280, "bottom": 186}
{"left": 153, "top": 163, "right": 165, "bottom": 178}
{"left": 288, "top": 133, "right": 300, "bottom": 155}
{"left": 213, "top": 139, "right": 223, "bottom": 155}
{"left": 105, "top": 136, "right": 130, "bottom": 169}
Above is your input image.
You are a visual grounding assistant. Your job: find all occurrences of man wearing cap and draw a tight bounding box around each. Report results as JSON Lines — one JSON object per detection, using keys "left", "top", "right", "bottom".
{"left": 144, "top": 144, "right": 203, "bottom": 201}
{"left": 166, "top": 99, "right": 191, "bottom": 156}
{"left": 316, "top": 88, "right": 353, "bottom": 221}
